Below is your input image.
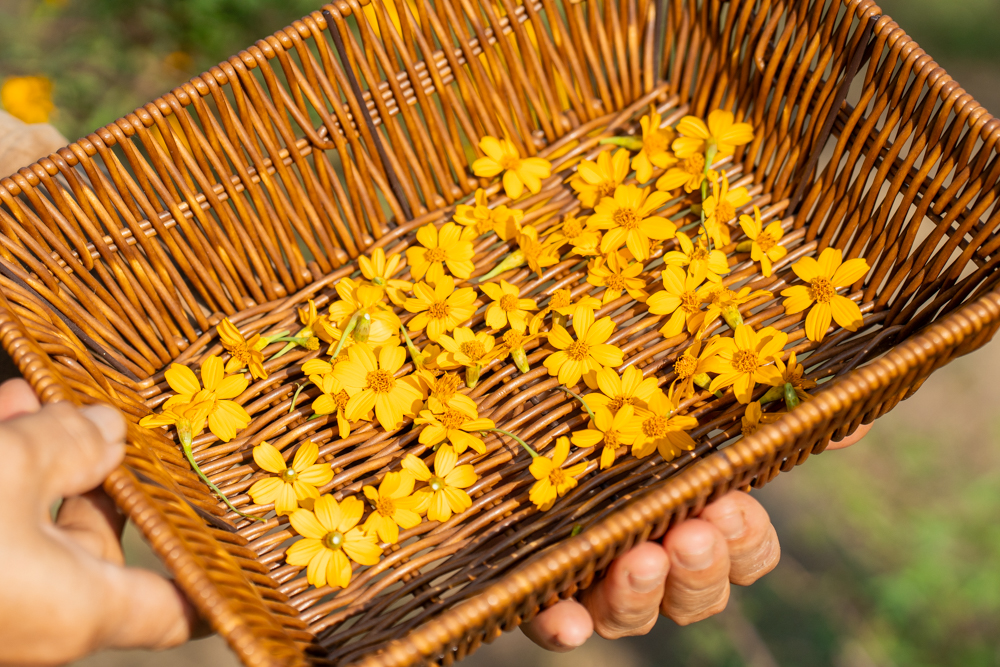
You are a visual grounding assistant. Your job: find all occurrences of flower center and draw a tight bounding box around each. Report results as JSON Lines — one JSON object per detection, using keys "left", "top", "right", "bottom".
{"left": 690, "top": 246, "right": 709, "bottom": 262}
{"left": 549, "top": 468, "right": 569, "bottom": 486}
{"left": 428, "top": 475, "right": 445, "bottom": 492}
{"left": 459, "top": 340, "right": 486, "bottom": 361}
{"left": 808, "top": 276, "right": 836, "bottom": 303}
{"left": 674, "top": 355, "right": 698, "bottom": 378}
{"left": 603, "top": 429, "right": 622, "bottom": 450}
{"left": 323, "top": 530, "right": 345, "bottom": 550}
{"left": 375, "top": 496, "right": 395, "bottom": 517}
{"left": 333, "top": 389, "right": 351, "bottom": 410}
{"left": 612, "top": 207, "right": 639, "bottom": 231}
{"left": 642, "top": 414, "right": 670, "bottom": 438}
{"left": 280, "top": 467, "right": 298, "bottom": 484}
{"left": 566, "top": 340, "right": 590, "bottom": 361}
{"left": 715, "top": 200, "right": 736, "bottom": 223}
{"left": 644, "top": 130, "right": 670, "bottom": 154}
{"left": 433, "top": 373, "right": 464, "bottom": 401}
{"left": 365, "top": 369, "right": 396, "bottom": 394}
{"left": 499, "top": 294, "right": 520, "bottom": 312}
{"left": 680, "top": 290, "right": 701, "bottom": 313}
{"left": 756, "top": 232, "right": 777, "bottom": 252}
{"left": 732, "top": 349, "right": 760, "bottom": 374}
{"left": 550, "top": 290, "right": 572, "bottom": 309}
{"left": 606, "top": 395, "right": 635, "bottom": 413}
{"left": 596, "top": 181, "right": 617, "bottom": 199}
{"left": 741, "top": 420, "right": 758, "bottom": 438}
{"left": 440, "top": 409, "right": 467, "bottom": 430}
{"left": 427, "top": 301, "right": 450, "bottom": 319}
{"left": 499, "top": 156, "right": 519, "bottom": 171}
{"left": 563, "top": 217, "right": 584, "bottom": 238}
{"left": 502, "top": 329, "right": 525, "bottom": 349}
{"left": 709, "top": 288, "right": 736, "bottom": 306}
{"left": 681, "top": 154, "right": 705, "bottom": 175}
{"left": 604, "top": 273, "right": 627, "bottom": 291}
{"left": 424, "top": 247, "right": 447, "bottom": 263}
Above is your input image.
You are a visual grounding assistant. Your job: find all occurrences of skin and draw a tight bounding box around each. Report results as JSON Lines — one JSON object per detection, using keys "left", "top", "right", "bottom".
{"left": 0, "top": 374, "right": 871, "bottom": 662}
{"left": 523, "top": 423, "right": 871, "bottom": 650}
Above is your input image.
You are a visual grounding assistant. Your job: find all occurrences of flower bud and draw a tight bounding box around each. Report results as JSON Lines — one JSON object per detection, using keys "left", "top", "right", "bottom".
{"left": 760, "top": 385, "right": 784, "bottom": 405}
{"left": 783, "top": 382, "right": 800, "bottom": 410}
{"left": 353, "top": 313, "right": 371, "bottom": 343}
{"left": 511, "top": 347, "right": 530, "bottom": 374}
{"left": 465, "top": 363, "right": 481, "bottom": 389}
{"left": 721, "top": 305, "right": 743, "bottom": 330}
{"left": 479, "top": 249, "right": 526, "bottom": 282}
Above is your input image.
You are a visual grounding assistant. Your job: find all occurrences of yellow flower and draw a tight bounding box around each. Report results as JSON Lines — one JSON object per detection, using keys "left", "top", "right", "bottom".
{"left": 161, "top": 356, "right": 250, "bottom": 442}
{"left": 414, "top": 406, "right": 495, "bottom": 455}
{"left": 587, "top": 252, "right": 647, "bottom": 305}
{"left": 764, "top": 350, "right": 817, "bottom": 403}
{"left": 217, "top": 318, "right": 268, "bottom": 380}
{"left": 701, "top": 175, "right": 751, "bottom": 248}
{"left": 544, "top": 309, "right": 623, "bottom": 389}
{"left": 326, "top": 277, "right": 401, "bottom": 348}
{"left": 297, "top": 300, "right": 327, "bottom": 337}
{"left": 632, "top": 108, "right": 677, "bottom": 184}
{"left": 403, "top": 447, "right": 478, "bottom": 522}
{"left": 138, "top": 397, "right": 212, "bottom": 437}
{"left": 709, "top": 324, "right": 788, "bottom": 404}
{"left": 1, "top": 75, "right": 54, "bottom": 124}
{"left": 437, "top": 325, "right": 494, "bottom": 367}
{"left": 472, "top": 136, "right": 552, "bottom": 200}
{"left": 780, "top": 248, "right": 869, "bottom": 343}
{"left": 362, "top": 471, "right": 423, "bottom": 544}
{"left": 571, "top": 148, "right": 630, "bottom": 208}
{"left": 662, "top": 232, "right": 730, "bottom": 283}
{"left": 656, "top": 154, "right": 706, "bottom": 193}
{"left": 309, "top": 374, "right": 359, "bottom": 439}
{"left": 570, "top": 404, "right": 642, "bottom": 469}
{"left": 670, "top": 337, "right": 724, "bottom": 399}
{"left": 406, "top": 222, "right": 476, "bottom": 283}
{"left": 333, "top": 343, "right": 424, "bottom": 431}
{"left": 741, "top": 401, "right": 782, "bottom": 437}
{"left": 422, "top": 371, "right": 478, "bottom": 417}
{"left": 286, "top": 495, "right": 381, "bottom": 589}
{"left": 404, "top": 275, "right": 477, "bottom": 342}
{"left": 632, "top": 390, "right": 698, "bottom": 461}
{"left": 590, "top": 184, "right": 675, "bottom": 261}
{"left": 696, "top": 283, "right": 772, "bottom": 336}
{"left": 738, "top": 206, "right": 787, "bottom": 277}
{"left": 454, "top": 188, "right": 524, "bottom": 240}
{"left": 646, "top": 264, "right": 711, "bottom": 339}
{"left": 549, "top": 288, "right": 601, "bottom": 318}
{"left": 672, "top": 110, "right": 754, "bottom": 158}
{"left": 517, "top": 226, "right": 560, "bottom": 276}
{"left": 545, "top": 214, "right": 601, "bottom": 257}
{"left": 528, "top": 436, "right": 588, "bottom": 511}
{"left": 359, "top": 247, "right": 412, "bottom": 306}
{"left": 247, "top": 441, "right": 333, "bottom": 515}
{"left": 481, "top": 280, "right": 537, "bottom": 331}
{"left": 488, "top": 328, "right": 542, "bottom": 374}
{"left": 587, "top": 365, "right": 658, "bottom": 414}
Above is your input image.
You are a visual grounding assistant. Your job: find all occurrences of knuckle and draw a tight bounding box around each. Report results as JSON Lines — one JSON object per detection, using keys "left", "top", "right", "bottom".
{"left": 596, "top": 611, "right": 658, "bottom": 639}
{"left": 730, "top": 526, "right": 781, "bottom": 586}
{"left": 664, "top": 585, "right": 730, "bottom": 626}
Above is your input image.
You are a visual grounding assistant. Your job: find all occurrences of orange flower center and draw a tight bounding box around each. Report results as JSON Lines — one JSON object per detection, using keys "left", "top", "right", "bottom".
{"left": 809, "top": 276, "right": 836, "bottom": 303}
{"left": 440, "top": 409, "right": 467, "bottom": 430}
{"left": 612, "top": 207, "right": 639, "bottom": 231}
{"left": 333, "top": 389, "right": 351, "bottom": 410}
{"left": 710, "top": 288, "right": 737, "bottom": 307}
{"left": 499, "top": 294, "right": 520, "bottom": 312}
{"left": 732, "top": 349, "right": 760, "bottom": 374}
{"left": 375, "top": 495, "right": 396, "bottom": 517}
{"left": 643, "top": 130, "right": 670, "bottom": 154}
{"left": 502, "top": 329, "right": 525, "bottom": 349}
{"left": 323, "top": 530, "right": 345, "bottom": 550}
{"left": 596, "top": 181, "right": 617, "bottom": 199}
{"left": 563, "top": 217, "right": 584, "bottom": 238}
{"left": 459, "top": 340, "right": 486, "bottom": 361}
{"left": 424, "top": 247, "right": 447, "bottom": 263}
{"left": 550, "top": 290, "right": 572, "bottom": 309}
{"left": 680, "top": 154, "right": 705, "bottom": 175}
{"left": 642, "top": 414, "right": 670, "bottom": 438}
{"left": 499, "top": 155, "right": 519, "bottom": 171}
{"left": 715, "top": 200, "right": 736, "bottom": 223}
{"left": 548, "top": 467, "right": 569, "bottom": 486}
{"left": 674, "top": 355, "right": 698, "bottom": 378}
{"left": 427, "top": 301, "right": 450, "bottom": 319}
{"left": 432, "top": 374, "right": 463, "bottom": 402}
{"left": 603, "top": 429, "right": 622, "bottom": 450}
{"left": 756, "top": 232, "right": 777, "bottom": 252}
{"left": 604, "top": 273, "right": 627, "bottom": 291}
{"left": 690, "top": 246, "right": 709, "bottom": 262}
{"left": 680, "top": 290, "right": 701, "bottom": 313}
{"left": 280, "top": 468, "right": 298, "bottom": 484}
{"left": 366, "top": 369, "right": 396, "bottom": 394}
{"left": 566, "top": 340, "right": 591, "bottom": 361}
{"left": 606, "top": 395, "right": 635, "bottom": 413}
{"left": 741, "top": 419, "right": 758, "bottom": 438}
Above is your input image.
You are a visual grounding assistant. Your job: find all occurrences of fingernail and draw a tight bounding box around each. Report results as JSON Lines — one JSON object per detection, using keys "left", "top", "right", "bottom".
{"left": 628, "top": 570, "right": 666, "bottom": 594}
{"left": 80, "top": 404, "right": 126, "bottom": 445}
{"left": 674, "top": 533, "right": 716, "bottom": 571}
{"left": 712, "top": 507, "right": 746, "bottom": 540}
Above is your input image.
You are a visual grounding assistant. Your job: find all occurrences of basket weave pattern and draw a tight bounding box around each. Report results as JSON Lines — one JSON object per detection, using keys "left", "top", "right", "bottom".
{"left": 1, "top": 1, "right": 1000, "bottom": 666}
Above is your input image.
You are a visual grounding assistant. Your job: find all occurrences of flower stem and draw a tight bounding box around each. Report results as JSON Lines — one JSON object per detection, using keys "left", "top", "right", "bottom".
{"left": 329, "top": 311, "right": 360, "bottom": 361}
{"left": 288, "top": 383, "right": 305, "bottom": 414}
{"left": 478, "top": 249, "right": 526, "bottom": 282}
{"left": 483, "top": 427, "right": 538, "bottom": 458}
{"left": 267, "top": 335, "right": 318, "bottom": 359}
{"left": 557, "top": 386, "right": 597, "bottom": 423}
{"left": 399, "top": 323, "right": 426, "bottom": 369}
{"left": 599, "top": 136, "right": 645, "bottom": 151}
{"left": 177, "top": 429, "right": 262, "bottom": 522}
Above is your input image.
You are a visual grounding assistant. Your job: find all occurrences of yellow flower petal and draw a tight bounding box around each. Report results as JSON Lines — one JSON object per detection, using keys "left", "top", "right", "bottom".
{"left": 253, "top": 442, "right": 287, "bottom": 474}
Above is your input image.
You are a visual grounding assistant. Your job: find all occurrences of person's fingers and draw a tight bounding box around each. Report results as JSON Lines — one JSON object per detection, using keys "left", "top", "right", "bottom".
{"left": 581, "top": 541, "right": 669, "bottom": 639}
{"left": 700, "top": 492, "right": 780, "bottom": 586}
{"left": 521, "top": 598, "right": 593, "bottom": 652}
{"left": 660, "top": 519, "right": 731, "bottom": 626}
{"left": 827, "top": 423, "right": 872, "bottom": 450}
{"left": 0, "top": 378, "right": 40, "bottom": 420}
{"left": 0, "top": 402, "right": 125, "bottom": 500}
{"left": 96, "top": 566, "right": 199, "bottom": 651}
{"left": 55, "top": 489, "right": 127, "bottom": 565}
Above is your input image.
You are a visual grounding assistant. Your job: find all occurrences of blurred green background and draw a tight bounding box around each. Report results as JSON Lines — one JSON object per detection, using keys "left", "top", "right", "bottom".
{"left": 0, "top": 0, "right": 997, "bottom": 665}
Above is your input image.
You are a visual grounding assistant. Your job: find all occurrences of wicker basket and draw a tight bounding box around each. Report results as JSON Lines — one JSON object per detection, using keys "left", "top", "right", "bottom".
{"left": 1, "top": 0, "right": 999, "bottom": 665}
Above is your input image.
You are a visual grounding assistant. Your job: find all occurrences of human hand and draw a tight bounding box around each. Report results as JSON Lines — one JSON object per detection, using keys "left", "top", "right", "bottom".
{"left": 0, "top": 379, "right": 198, "bottom": 666}
{"left": 523, "top": 424, "right": 872, "bottom": 650}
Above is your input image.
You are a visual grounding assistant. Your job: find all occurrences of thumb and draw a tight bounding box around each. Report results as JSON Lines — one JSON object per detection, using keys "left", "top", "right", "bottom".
{"left": 97, "top": 565, "right": 199, "bottom": 651}
{"left": 1, "top": 402, "right": 125, "bottom": 501}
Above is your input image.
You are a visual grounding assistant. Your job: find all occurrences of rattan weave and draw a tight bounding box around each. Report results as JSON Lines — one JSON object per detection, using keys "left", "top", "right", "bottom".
{"left": 1, "top": 1, "right": 1000, "bottom": 665}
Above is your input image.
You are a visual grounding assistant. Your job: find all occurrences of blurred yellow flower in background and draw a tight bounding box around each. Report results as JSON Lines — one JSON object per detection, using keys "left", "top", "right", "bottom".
{"left": 1, "top": 75, "right": 54, "bottom": 124}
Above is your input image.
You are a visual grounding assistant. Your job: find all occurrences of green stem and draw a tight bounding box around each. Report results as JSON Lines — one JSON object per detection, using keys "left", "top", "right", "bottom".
{"left": 557, "top": 386, "right": 597, "bottom": 423}
{"left": 478, "top": 249, "right": 526, "bottom": 282}
{"left": 178, "top": 431, "right": 262, "bottom": 522}
{"left": 783, "top": 382, "right": 800, "bottom": 411}
{"left": 267, "top": 335, "right": 317, "bottom": 360}
{"left": 483, "top": 427, "right": 538, "bottom": 458}
{"left": 399, "top": 323, "right": 426, "bottom": 368}
{"left": 599, "top": 136, "right": 645, "bottom": 151}
{"left": 329, "top": 311, "right": 360, "bottom": 361}
{"left": 288, "top": 383, "right": 305, "bottom": 414}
